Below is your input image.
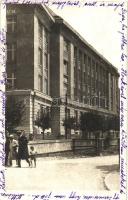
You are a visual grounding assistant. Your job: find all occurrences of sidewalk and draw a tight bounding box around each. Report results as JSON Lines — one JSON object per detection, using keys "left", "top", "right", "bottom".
{"left": 105, "top": 171, "right": 120, "bottom": 191}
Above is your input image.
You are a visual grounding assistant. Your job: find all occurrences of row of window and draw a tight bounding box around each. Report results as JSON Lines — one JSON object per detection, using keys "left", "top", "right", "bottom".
{"left": 7, "top": 43, "right": 16, "bottom": 63}
{"left": 38, "top": 48, "right": 48, "bottom": 68}
{"left": 62, "top": 40, "right": 113, "bottom": 108}
{"left": 7, "top": 16, "right": 17, "bottom": 33}
{"left": 38, "top": 75, "right": 48, "bottom": 94}
{"left": 63, "top": 39, "right": 70, "bottom": 96}
{"left": 38, "top": 21, "right": 49, "bottom": 95}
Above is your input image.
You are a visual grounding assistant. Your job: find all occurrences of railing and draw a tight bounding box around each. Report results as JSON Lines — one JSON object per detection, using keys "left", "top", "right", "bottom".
{"left": 72, "top": 138, "right": 119, "bottom": 156}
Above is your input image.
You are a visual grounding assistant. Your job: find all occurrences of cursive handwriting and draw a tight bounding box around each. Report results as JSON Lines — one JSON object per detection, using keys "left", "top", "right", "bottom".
{"left": 0, "top": 192, "right": 120, "bottom": 200}
{"left": 120, "top": 130, "right": 127, "bottom": 155}
{"left": 0, "top": 193, "right": 25, "bottom": 199}
{"left": 0, "top": 9, "right": 6, "bottom": 196}
{"left": 120, "top": 158, "right": 127, "bottom": 194}
{"left": 1, "top": 0, "right": 125, "bottom": 10}
{"left": 0, "top": 29, "right": 6, "bottom": 45}
{"left": 0, "top": 170, "right": 5, "bottom": 190}
{"left": 52, "top": 0, "right": 80, "bottom": 9}
{"left": 118, "top": 2, "right": 127, "bottom": 199}
{"left": 120, "top": 68, "right": 127, "bottom": 100}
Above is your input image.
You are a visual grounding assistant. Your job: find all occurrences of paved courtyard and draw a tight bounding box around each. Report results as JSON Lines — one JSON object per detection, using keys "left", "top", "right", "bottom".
{"left": 5, "top": 155, "right": 119, "bottom": 192}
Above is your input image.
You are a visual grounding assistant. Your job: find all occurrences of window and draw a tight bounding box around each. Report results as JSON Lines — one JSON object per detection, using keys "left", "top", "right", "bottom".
{"left": 38, "top": 75, "right": 43, "bottom": 92}
{"left": 78, "top": 69, "right": 81, "bottom": 81}
{"left": 64, "top": 39, "right": 69, "bottom": 52}
{"left": 84, "top": 54, "right": 87, "bottom": 64}
{"left": 84, "top": 54, "right": 87, "bottom": 72}
{"left": 44, "top": 78, "right": 48, "bottom": 94}
{"left": 88, "top": 57, "right": 91, "bottom": 75}
{"left": 64, "top": 76, "right": 68, "bottom": 84}
{"left": 7, "top": 16, "right": 16, "bottom": 33}
{"left": 74, "top": 47, "right": 77, "bottom": 67}
{"left": 38, "top": 21, "right": 42, "bottom": 39}
{"left": 75, "top": 110, "right": 78, "bottom": 123}
{"left": 74, "top": 47, "right": 77, "bottom": 58}
{"left": 84, "top": 72, "right": 86, "bottom": 83}
{"left": 92, "top": 61, "right": 95, "bottom": 77}
{"left": 7, "top": 43, "right": 16, "bottom": 62}
{"left": 79, "top": 51, "right": 82, "bottom": 63}
{"left": 64, "top": 60, "right": 68, "bottom": 75}
{"left": 6, "top": 72, "right": 16, "bottom": 89}
{"left": 44, "top": 53, "right": 48, "bottom": 69}
{"left": 38, "top": 48, "right": 42, "bottom": 66}
{"left": 63, "top": 83, "right": 68, "bottom": 96}
{"left": 44, "top": 28, "right": 48, "bottom": 53}
{"left": 96, "top": 64, "right": 98, "bottom": 79}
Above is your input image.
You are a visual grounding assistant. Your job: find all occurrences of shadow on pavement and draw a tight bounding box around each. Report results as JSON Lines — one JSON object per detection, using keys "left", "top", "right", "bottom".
{"left": 96, "top": 164, "right": 119, "bottom": 174}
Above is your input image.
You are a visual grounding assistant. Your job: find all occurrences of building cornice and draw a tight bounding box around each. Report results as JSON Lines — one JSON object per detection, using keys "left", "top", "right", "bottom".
{"left": 38, "top": 5, "right": 55, "bottom": 22}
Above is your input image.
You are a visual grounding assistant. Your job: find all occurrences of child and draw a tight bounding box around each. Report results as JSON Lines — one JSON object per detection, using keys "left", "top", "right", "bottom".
{"left": 29, "top": 146, "right": 37, "bottom": 167}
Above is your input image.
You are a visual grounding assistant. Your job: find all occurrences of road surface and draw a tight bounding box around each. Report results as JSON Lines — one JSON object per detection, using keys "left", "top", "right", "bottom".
{"left": 5, "top": 155, "right": 119, "bottom": 192}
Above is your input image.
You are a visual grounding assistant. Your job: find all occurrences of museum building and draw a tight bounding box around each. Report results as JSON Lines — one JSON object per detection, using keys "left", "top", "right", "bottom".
{"left": 6, "top": 4, "right": 119, "bottom": 138}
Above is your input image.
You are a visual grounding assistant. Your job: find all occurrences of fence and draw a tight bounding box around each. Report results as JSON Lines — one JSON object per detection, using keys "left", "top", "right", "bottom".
{"left": 72, "top": 138, "right": 119, "bottom": 156}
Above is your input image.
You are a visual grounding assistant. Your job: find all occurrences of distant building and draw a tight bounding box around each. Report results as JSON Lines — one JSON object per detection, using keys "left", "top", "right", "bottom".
{"left": 6, "top": 4, "right": 119, "bottom": 138}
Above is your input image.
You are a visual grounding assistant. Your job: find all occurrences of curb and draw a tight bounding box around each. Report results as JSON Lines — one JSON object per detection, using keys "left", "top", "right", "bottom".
{"left": 104, "top": 172, "right": 119, "bottom": 191}
{"left": 104, "top": 173, "right": 111, "bottom": 191}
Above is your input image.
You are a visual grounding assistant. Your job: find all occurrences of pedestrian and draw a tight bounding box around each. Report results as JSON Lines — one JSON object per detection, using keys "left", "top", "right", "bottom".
{"left": 17, "top": 130, "right": 30, "bottom": 167}
{"left": 8, "top": 135, "right": 14, "bottom": 166}
{"left": 29, "top": 146, "right": 37, "bottom": 167}
{"left": 5, "top": 131, "right": 11, "bottom": 166}
{"left": 9, "top": 135, "right": 18, "bottom": 166}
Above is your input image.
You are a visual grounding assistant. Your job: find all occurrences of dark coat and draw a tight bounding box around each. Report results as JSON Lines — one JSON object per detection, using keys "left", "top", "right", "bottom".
{"left": 5, "top": 138, "right": 10, "bottom": 153}
{"left": 5, "top": 138, "right": 10, "bottom": 166}
{"left": 18, "top": 135, "right": 29, "bottom": 159}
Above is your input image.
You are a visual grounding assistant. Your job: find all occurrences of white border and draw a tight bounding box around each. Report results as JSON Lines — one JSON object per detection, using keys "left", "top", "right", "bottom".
{"left": 0, "top": 1, "right": 127, "bottom": 199}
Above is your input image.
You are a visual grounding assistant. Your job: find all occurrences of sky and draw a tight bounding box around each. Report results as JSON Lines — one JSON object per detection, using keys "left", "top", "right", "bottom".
{"left": 50, "top": 4, "right": 122, "bottom": 70}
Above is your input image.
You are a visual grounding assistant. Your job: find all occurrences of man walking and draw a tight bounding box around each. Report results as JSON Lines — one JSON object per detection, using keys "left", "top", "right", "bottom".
{"left": 17, "top": 130, "right": 30, "bottom": 167}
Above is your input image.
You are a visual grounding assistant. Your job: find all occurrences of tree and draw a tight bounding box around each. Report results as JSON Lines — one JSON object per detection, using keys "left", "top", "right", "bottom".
{"left": 5, "top": 96, "right": 25, "bottom": 132}
{"left": 63, "top": 116, "right": 76, "bottom": 129}
{"left": 108, "top": 115, "right": 120, "bottom": 131}
{"left": 63, "top": 116, "right": 76, "bottom": 139}
{"left": 80, "top": 112, "right": 104, "bottom": 138}
{"left": 35, "top": 108, "right": 51, "bottom": 139}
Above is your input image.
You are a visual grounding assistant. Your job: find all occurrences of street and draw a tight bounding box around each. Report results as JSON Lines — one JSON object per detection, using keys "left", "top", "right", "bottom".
{"left": 5, "top": 155, "right": 119, "bottom": 192}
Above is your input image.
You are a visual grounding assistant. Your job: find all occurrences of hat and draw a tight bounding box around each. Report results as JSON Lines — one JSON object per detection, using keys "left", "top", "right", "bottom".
{"left": 9, "top": 134, "right": 14, "bottom": 138}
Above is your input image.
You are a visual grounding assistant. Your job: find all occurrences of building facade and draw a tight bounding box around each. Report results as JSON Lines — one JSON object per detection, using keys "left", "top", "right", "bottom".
{"left": 6, "top": 4, "right": 119, "bottom": 138}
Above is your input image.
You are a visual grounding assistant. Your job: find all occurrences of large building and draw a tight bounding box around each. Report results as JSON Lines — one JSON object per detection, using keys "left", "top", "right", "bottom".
{"left": 6, "top": 4, "right": 119, "bottom": 138}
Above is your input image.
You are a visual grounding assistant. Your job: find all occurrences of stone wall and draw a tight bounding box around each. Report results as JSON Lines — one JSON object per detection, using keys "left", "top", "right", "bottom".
{"left": 28, "top": 139, "right": 72, "bottom": 155}
{"left": 28, "top": 138, "right": 119, "bottom": 156}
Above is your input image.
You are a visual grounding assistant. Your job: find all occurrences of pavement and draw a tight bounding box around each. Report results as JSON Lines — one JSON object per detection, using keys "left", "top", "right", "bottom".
{"left": 5, "top": 155, "right": 119, "bottom": 192}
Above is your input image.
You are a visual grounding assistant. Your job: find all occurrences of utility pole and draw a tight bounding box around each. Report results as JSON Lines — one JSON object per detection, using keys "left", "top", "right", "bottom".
{"left": 65, "top": 93, "right": 68, "bottom": 139}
